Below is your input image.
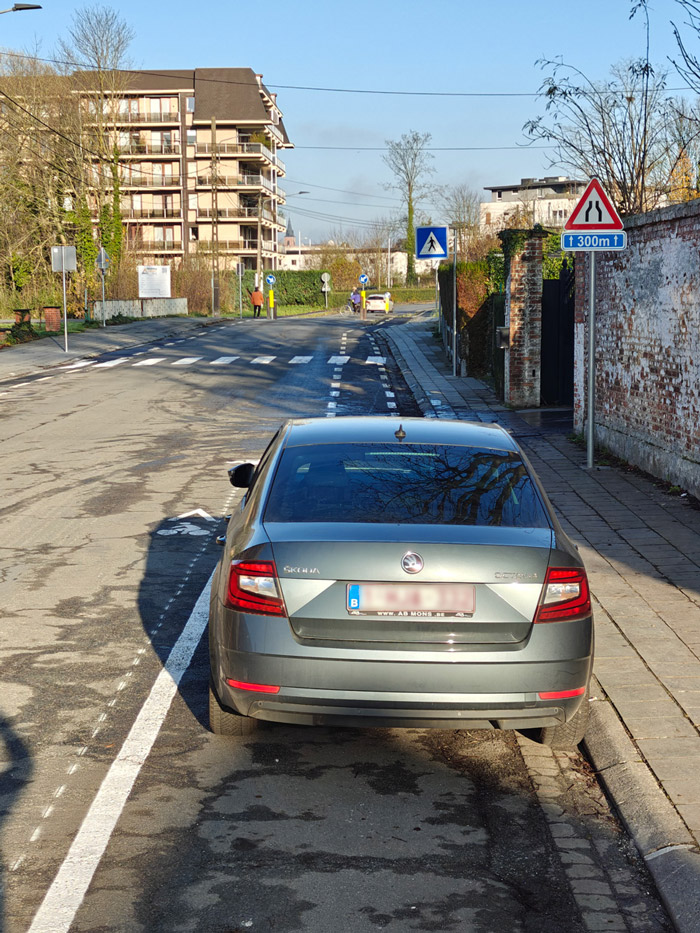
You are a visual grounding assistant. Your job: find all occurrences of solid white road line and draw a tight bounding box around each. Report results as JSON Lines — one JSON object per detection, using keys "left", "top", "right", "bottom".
{"left": 172, "top": 357, "right": 202, "bottom": 366}
{"left": 132, "top": 358, "right": 166, "bottom": 367}
{"left": 28, "top": 573, "right": 214, "bottom": 933}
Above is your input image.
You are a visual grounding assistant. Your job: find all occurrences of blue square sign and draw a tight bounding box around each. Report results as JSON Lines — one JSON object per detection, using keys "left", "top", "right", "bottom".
{"left": 416, "top": 226, "right": 448, "bottom": 259}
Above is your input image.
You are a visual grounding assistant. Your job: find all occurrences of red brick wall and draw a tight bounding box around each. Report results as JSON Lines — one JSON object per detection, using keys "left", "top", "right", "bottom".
{"left": 574, "top": 201, "right": 700, "bottom": 497}
{"left": 505, "top": 232, "right": 546, "bottom": 408}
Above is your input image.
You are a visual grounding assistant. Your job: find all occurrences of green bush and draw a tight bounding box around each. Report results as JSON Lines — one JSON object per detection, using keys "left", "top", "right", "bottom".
{"left": 389, "top": 287, "right": 435, "bottom": 303}
{"left": 222, "top": 269, "right": 331, "bottom": 309}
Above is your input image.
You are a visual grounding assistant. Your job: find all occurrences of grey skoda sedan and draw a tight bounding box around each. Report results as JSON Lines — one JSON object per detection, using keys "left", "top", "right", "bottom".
{"left": 209, "top": 417, "right": 593, "bottom": 748}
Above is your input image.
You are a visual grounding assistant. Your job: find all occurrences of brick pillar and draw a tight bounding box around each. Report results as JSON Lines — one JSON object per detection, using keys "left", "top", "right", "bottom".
{"left": 499, "top": 228, "right": 547, "bottom": 408}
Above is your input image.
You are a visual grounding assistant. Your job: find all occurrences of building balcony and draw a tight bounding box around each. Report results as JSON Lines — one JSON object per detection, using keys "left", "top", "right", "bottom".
{"left": 120, "top": 175, "right": 182, "bottom": 188}
{"left": 117, "top": 143, "right": 181, "bottom": 156}
{"left": 193, "top": 239, "right": 259, "bottom": 252}
{"left": 195, "top": 174, "right": 275, "bottom": 192}
{"left": 124, "top": 208, "right": 181, "bottom": 219}
{"left": 267, "top": 122, "right": 284, "bottom": 144}
{"left": 197, "top": 206, "right": 275, "bottom": 222}
{"left": 110, "top": 111, "right": 181, "bottom": 124}
{"left": 138, "top": 240, "right": 183, "bottom": 252}
{"left": 196, "top": 141, "right": 276, "bottom": 163}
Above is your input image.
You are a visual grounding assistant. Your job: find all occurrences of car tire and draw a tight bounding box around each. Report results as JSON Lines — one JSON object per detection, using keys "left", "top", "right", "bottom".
{"left": 208, "top": 683, "right": 259, "bottom": 736}
{"left": 536, "top": 691, "right": 590, "bottom": 750}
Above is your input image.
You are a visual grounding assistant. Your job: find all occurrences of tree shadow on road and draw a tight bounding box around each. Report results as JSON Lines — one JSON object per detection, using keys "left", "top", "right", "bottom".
{"left": 0, "top": 715, "right": 33, "bottom": 931}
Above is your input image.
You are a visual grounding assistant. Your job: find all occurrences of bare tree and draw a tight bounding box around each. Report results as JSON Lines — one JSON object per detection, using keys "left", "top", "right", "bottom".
{"left": 524, "top": 54, "right": 700, "bottom": 215}
{"left": 440, "top": 183, "right": 483, "bottom": 258}
{"left": 669, "top": 1, "right": 700, "bottom": 93}
{"left": 382, "top": 131, "right": 435, "bottom": 284}
{"left": 57, "top": 6, "right": 134, "bottom": 273}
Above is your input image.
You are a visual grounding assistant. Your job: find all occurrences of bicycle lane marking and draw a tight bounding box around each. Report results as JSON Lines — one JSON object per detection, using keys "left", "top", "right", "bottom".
{"left": 28, "top": 570, "right": 215, "bottom": 933}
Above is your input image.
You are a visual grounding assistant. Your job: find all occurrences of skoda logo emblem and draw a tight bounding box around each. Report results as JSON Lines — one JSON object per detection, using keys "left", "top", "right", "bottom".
{"left": 401, "top": 552, "right": 424, "bottom": 574}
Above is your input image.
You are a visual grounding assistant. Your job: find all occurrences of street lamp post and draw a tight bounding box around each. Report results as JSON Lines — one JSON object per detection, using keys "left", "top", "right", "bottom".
{"left": 0, "top": 4, "right": 42, "bottom": 13}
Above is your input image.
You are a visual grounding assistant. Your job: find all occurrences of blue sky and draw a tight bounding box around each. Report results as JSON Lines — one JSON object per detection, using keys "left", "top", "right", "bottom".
{"left": 3, "top": 0, "right": 695, "bottom": 240}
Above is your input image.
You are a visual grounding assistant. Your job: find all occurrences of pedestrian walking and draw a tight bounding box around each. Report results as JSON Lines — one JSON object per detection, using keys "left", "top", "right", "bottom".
{"left": 250, "top": 286, "right": 264, "bottom": 318}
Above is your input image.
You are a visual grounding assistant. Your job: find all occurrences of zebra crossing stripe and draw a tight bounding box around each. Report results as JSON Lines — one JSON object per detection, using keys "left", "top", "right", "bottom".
{"left": 171, "top": 357, "right": 202, "bottom": 366}
{"left": 210, "top": 356, "right": 239, "bottom": 364}
{"left": 133, "top": 358, "right": 166, "bottom": 367}
{"left": 328, "top": 356, "right": 349, "bottom": 364}
{"left": 251, "top": 356, "right": 276, "bottom": 364}
{"left": 289, "top": 356, "right": 312, "bottom": 364}
{"left": 93, "top": 358, "right": 128, "bottom": 368}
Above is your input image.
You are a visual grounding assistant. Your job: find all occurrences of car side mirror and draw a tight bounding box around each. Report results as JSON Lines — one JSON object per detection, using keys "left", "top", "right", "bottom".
{"left": 229, "top": 462, "right": 255, "bottom": 488}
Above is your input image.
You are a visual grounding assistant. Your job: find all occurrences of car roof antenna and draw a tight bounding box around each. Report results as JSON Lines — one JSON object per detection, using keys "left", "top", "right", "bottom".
{"left": 394, "top": 424, "right": 406, "bottom": 442}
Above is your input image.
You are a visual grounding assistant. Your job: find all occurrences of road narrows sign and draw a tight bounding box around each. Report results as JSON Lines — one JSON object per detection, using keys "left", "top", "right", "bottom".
{"left": 564, "top": 178, "right": 623, "bottom": 231}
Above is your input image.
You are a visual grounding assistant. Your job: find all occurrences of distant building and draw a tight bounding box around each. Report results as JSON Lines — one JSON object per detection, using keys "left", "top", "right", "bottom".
{"left": 79, "top": 67, "right": 292, "bottom": 269}
{"left": 480, "top": 176, "right": 586, "bottom": 231}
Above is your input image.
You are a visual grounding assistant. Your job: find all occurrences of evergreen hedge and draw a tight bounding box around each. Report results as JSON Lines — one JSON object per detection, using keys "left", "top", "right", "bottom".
{"left": 225, "top": 269, "right": 331, "bottom": 307}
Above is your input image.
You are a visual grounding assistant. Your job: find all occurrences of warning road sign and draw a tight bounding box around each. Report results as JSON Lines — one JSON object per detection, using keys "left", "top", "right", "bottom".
{"left": 564, "top": 178, "right": 623, "bottom": 231}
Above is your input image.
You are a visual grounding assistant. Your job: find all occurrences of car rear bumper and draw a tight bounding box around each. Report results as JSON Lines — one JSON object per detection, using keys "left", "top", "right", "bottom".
{"left": 212, "top": 648, "right": 592, "bottom": 730}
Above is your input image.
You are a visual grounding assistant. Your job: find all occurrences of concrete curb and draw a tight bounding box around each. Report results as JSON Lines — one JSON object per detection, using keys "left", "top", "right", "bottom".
{"left": 585, "top": 676, "right": 700, "bottom": 933}
{"left": 379, "top": 332, "right": 434, "bottom": 418}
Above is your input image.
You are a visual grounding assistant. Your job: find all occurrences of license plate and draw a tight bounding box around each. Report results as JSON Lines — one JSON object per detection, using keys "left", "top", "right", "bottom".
{"left": 347, "top": 583, "right": 475, "bottom": 618}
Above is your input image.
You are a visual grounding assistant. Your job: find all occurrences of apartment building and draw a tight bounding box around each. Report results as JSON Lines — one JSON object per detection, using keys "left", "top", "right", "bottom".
{"left": 84, "top": 67, "right": 292, "bottom": 270}
{"left": 480, "top": 176, "right": 586, "bottom": 231}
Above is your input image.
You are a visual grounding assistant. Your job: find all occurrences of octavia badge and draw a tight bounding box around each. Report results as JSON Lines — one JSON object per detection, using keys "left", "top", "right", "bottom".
{"left": 401, "top": 552, "right": 424, "bottom": 574}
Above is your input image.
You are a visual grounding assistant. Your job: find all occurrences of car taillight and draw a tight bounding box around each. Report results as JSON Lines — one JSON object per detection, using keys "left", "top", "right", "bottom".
{"left": 227, "top": 678, "right": 280, "bottom": 694}
{"left": 225, "top": 560, "right": 286, "bottom": 616}
{"left": 534, "top": 567, "right": 591, "bottom": 623}
{"left": 538, "top": 687, "right": 586, "bottom": 700}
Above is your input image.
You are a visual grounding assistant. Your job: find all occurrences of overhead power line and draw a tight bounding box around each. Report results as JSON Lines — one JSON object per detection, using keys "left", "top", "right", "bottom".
{"left": 3, "top": 48, "right": 691, "bottom": 99}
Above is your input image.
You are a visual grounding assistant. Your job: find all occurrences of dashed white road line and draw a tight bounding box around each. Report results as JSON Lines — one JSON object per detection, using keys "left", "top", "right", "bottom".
{"left": 28, "top": 571, "right": 215, "bottom": 933}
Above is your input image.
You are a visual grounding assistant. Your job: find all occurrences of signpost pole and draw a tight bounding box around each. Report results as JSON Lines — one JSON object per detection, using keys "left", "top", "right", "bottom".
{"left": 452, "top": 229, "right": 457, "bottom": 377}
{"left": 61, "top": 247, "right": 68, "bottom": 353}
{"left": 586, "top": 252, "right": 596, "bottom": 470}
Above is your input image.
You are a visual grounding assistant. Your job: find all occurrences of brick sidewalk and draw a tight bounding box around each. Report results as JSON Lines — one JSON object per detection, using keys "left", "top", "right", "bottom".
{"left": 383, "top": 310, "right": 700, "bottom": 933}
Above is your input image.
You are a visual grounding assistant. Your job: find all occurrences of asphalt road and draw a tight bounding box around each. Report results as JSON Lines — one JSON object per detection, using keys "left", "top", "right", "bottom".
{"left": 0, "top": 312, "right": 672, "bottom": 932}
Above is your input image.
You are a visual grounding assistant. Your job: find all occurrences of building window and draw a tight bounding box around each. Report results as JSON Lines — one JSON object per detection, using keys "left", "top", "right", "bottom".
{"left": 497, "top": 191, "right": 502, "bottom": 199}
{"left": 187, "top": 129, "right": 196, "bottom": 146}
{"left": 186, "top": 96, "right": 195, "bottom": 113}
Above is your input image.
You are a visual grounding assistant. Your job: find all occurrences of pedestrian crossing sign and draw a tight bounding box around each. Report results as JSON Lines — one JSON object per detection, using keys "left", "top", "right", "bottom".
{"left": 416, "top": 226, "right": 448, "bottom": 259}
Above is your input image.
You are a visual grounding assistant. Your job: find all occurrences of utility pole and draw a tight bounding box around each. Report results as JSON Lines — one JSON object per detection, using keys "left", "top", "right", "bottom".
{"left": 210, "top": 117, "right": 220, "bottom": 315}
{"left": 256, "top": 193, "right": 264, "bottom": 289}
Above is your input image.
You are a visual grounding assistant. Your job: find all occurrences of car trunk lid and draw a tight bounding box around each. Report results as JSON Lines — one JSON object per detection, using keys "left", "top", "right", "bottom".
{"left": 266, "top": 522, "right": 552, "bottom": 646}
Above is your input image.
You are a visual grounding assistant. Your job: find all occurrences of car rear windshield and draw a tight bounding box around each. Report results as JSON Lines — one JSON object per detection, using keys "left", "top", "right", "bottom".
{"left": 264, "top": 442, "right": 550, "bottom": 527}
